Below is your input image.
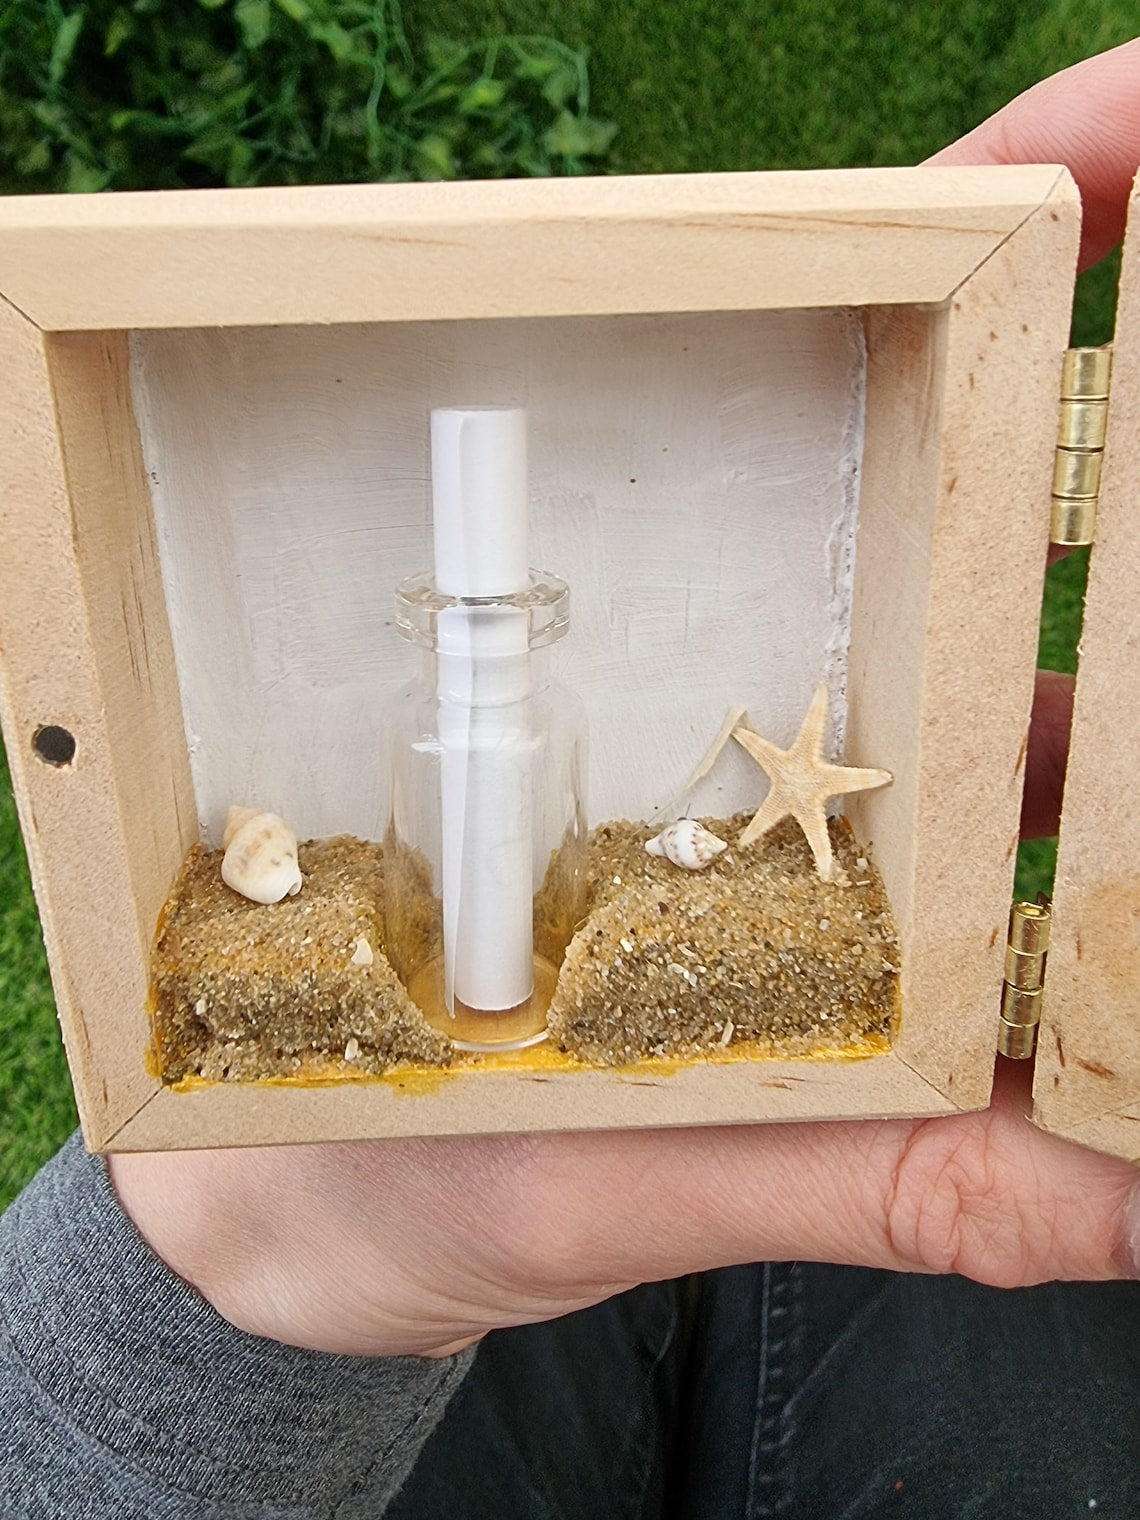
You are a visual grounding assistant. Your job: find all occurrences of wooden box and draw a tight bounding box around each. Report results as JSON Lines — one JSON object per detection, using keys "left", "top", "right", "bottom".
{"left": 0, "top": 165, "right": 1136, "bottom": 1158}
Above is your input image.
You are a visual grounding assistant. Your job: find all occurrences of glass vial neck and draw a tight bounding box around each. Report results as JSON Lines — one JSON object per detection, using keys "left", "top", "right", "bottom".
{"left": 393, "top": 568, "right": 570, "bottom": 652}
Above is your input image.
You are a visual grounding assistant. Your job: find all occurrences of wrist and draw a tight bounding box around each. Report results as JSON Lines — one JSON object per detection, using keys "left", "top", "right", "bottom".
{"left": 108, "top": 1148, "right": 269, "bottom": 1326}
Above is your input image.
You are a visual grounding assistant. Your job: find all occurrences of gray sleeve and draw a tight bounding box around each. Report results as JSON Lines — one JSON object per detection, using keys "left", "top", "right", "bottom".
{"left": 0, "top": 1133, "right": 474, "bottom": 1518}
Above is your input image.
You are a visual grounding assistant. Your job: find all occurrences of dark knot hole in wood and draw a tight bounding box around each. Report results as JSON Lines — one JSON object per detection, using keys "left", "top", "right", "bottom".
{"left": 32, "top": 724, "right": 76, "bottom": 767}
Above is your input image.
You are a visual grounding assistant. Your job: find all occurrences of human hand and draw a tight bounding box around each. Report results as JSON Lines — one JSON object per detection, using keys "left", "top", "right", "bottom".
{"left": 111, "top": 40, "right": 1140, "bottom": 1358}
{"left": 110, "top": 1054, "right": 1138, "bottom": 1359}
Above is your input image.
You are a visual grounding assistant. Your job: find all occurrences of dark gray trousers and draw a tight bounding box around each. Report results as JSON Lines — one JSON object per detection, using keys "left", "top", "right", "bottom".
{"left": 389, "top": 1264, "right": 1140, "bottom": 1519}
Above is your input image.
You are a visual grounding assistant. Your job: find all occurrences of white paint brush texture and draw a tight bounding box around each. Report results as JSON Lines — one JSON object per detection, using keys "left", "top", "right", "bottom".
{"left": 132, "top": 310, "right": 865, "bottom": 844}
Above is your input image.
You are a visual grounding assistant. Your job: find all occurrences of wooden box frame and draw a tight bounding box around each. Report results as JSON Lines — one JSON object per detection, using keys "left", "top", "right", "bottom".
{"left": 2, "top": 163, "right": 1127, "bottom": 1157}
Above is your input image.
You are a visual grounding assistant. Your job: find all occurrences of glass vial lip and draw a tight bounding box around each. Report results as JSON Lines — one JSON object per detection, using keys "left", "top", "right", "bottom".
{"left": 394, "top": 567, "right": 571, "bottom": 651}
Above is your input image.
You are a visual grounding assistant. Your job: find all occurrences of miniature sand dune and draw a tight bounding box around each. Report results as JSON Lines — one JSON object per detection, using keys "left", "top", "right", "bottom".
{"left": 152, "top": 836, "right": 451, "bottom": 1083}
{"left": 548, "top": 814, "right": 899, "bottom": 1065}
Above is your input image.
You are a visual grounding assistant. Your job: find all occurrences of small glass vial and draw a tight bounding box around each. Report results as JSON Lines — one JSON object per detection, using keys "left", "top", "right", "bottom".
{"left": 384, "top": 409, "right": 587, "bottom": 1051}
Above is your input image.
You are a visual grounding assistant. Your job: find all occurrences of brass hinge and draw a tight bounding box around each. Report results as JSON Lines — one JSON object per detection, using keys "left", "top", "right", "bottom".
{"left": 998, "top": 899, "right": 1052, "bottom": 1059}
{"left": 1050, "top": 345, "right": 1113, "bottom": 546}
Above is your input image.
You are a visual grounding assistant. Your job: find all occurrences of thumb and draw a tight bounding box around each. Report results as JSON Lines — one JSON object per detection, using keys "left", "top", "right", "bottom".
{"left": 926, "top": 38, "right": 1140, "bottom": 270}
{"left": 512, "top": 1062, "right": 1140, "bottom": 1299}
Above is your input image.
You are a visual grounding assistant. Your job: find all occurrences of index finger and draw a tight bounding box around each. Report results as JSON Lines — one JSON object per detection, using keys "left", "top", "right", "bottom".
{"left": 926, "top": 38, "right": 1140, "bottom": 270}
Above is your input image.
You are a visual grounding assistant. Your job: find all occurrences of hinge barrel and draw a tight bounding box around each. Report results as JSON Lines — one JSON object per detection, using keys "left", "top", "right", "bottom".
{"left": 998, "top": 900, "right": 1051, "bottom": 1059}
{"left": 1050, "top": 346, "right": 1112, "bottom": 546}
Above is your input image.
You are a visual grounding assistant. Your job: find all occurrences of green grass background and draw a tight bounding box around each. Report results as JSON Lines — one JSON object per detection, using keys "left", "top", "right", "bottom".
{"left": 1, "top": 1, "right": 1135, "bottom": 1207}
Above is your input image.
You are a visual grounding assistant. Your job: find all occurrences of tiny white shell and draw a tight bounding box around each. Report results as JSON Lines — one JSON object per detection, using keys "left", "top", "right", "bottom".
{"left": 350, "top": 935, "right": 374, "bottom": 967}
{"left": 221, "top": 812, "right": 303, "bottom": 904}
{"left": 645, "top": 818, "right": 728, "bottom": 870}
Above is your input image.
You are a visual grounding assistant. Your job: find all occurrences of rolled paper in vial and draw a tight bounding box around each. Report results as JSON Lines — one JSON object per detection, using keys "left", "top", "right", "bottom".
{"left": 437, "top": 606, "right": 534, "bottom": 1012}
{"left": 431, "top": 407, "right": 535, "bottom": 1014}
{"left": 432, "top": 408, "right": 529, "bottom": 598}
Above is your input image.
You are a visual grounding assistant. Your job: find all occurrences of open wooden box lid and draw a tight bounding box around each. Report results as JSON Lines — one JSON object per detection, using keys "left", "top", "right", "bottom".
{"left": 1031, "top": 176, "right": 1140, "bottom": 1163}
{"left": 0, "top": 163, "right": 1132, "bottom": 1156}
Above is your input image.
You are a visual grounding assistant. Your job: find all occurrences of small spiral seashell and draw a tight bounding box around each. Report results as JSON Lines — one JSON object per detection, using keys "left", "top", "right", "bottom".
{"left": 221, "top": 811, "right": 303, "bottom": 904}
{"left": 645, "top": 819, "right": 728, "bottom": 870}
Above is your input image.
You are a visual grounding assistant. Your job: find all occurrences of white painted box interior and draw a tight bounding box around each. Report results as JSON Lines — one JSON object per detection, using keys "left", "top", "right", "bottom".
{"left": 132, "top": 308, "right": 865, "bottom": 845}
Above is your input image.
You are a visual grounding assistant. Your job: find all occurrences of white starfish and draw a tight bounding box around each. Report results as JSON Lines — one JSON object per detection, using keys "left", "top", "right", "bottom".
{"left": 732, "top": 684, "right": 891, "bottom": 881}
